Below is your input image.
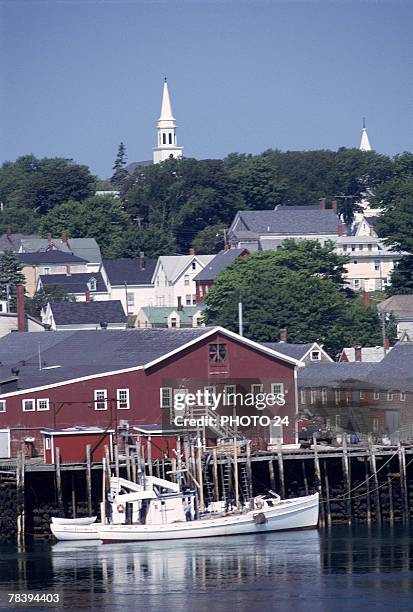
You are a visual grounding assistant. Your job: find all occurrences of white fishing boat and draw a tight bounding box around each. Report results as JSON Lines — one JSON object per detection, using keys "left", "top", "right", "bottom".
{"left": 50, "top": 475, "right": 183, "bottom": 541}
{"left": 97, "top": 487, "right": 319, "bottom": 543}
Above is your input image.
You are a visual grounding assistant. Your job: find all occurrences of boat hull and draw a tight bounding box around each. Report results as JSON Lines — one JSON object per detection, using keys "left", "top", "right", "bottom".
{"left": 51, "top": 516, "right": 97, "bottom": 526}
{"left": 50, "top": 523, "right": 101, "bottom": 541}
{"left": 98, "top": 493, "right": 319, "bottom": 543}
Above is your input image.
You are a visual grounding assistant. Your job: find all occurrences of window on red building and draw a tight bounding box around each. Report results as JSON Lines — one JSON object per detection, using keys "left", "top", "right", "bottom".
{"left": 117, "top": 389, "right": 130, "bottom": 410}
{"left": 208, "top": 343, "right": 227, "bottom": 363}
{"left": 94, "top": 389, "right": 108, "bottom": 410}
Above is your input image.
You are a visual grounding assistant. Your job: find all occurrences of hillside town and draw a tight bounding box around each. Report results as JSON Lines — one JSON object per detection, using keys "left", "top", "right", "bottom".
{"left": 0, "top": 79, "right": 412, "bottom": 467}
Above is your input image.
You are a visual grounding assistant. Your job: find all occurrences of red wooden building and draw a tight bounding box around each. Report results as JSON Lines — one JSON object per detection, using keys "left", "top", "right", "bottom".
{"left": 0, "top": 327, "right": 300, "bottom": 461}
{"left": 41, "top": 427, "right": 114, "bottom": 464}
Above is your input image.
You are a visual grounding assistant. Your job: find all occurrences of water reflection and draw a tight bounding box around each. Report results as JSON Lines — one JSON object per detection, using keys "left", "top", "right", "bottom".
{"left": 1, "top": 528, "right": 413, "bottom": 611}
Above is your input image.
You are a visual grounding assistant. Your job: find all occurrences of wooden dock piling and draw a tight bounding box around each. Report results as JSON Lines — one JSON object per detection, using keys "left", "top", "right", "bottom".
{"left": 86, "top": 444, "right": 92, "bottom": 516}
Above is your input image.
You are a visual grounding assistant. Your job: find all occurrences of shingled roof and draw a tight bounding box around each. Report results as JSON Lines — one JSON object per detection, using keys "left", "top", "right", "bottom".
{"left": 103, "top": 258, "right": 157, "bottom": 285}
{"left": 17, "top": 251, "right": 87, "bottom": 265}
{"left": 49, "top": 300, "right": 127, "bottom": 325}
{"left": 298, "top": 342, "right": 413, "bottom": 391}
{"left": 193, "top": 249, "right": 249, "bottom": 282}
{"left": 231, "top": 207, "right": 340, "bottom": 236}
{"left": 39, "top": 272, "right": 107, "bottom": 294}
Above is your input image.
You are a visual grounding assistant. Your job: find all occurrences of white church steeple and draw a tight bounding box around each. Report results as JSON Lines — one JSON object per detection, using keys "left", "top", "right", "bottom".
{"left": 359, "top": 117, "right": 372, "bottom": 151}
{"left": 153, "top": 78, "right": 183, "bottom": 164}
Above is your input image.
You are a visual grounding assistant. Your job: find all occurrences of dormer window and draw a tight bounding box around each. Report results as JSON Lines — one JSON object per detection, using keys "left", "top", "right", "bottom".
{"left": 311, "top": 350, "right": 321, "bottom": 361}
{"left": 88, "top": 277, "right": 97, "bottom": 292}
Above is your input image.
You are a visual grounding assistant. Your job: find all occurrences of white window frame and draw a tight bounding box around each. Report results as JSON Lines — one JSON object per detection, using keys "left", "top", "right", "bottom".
{"left": 117, "top": 388, "right": 130, "bottom": 410}
{"left": 321, "top": 388, "right": 327, "bottom": 405}
{"left": 310, "top": 389, "right": 317, "bottom": 404}
{"left": 374, "top": 390, "right": 380, "bottom": 400}
{"left": 400, "top": 391, "right": 406, "bottom": 402}
{"left": 271, "top": 382, "right": 284, "bottom": 397}
{"left": 310, "top": 350, "right": 321, "bottom": 361}
{"left": 335, "top": 414, "right": 341, "bottom": 429}
{"left": 387, "top": 390, "right": 393, "bottom": 401}
{"left": 88, "top": 277, "right": 97, "bottom": 291}
{"left": 94, "top": 389, "right": 108, "bottom": 411}
{"left": 359, "top": 391, "right": 364, "bottom": 400}
{"left": 37, "top": 398, "right": 49, "bottom": 411}
{"left": 372, "top": 417, "right": 379, "bottom": 433}
{"left": 22, "top": 399, "right": 35, "bottom": 412}
{"left": 300, "top": 389, "right": 306, "bottom": 405}
{"left": 185, "top": 294, "right": 192, "bottom": 306}
{"left": 184, "top": 274, "right": 190, "bottom": 286}
{"left": 335, "top": 390, "right": 341, "bottom": 405}
{"left": 0, "top": 400, "right": 5, "bottom": 413}
{"left": 251, "top": 383, "right": 264, "bottom": 396}
{"left": 160, "top": 387, "right": 172, "bottom": 408}
{"left": 45, "top": 437, "right": 51, "bottom": 451}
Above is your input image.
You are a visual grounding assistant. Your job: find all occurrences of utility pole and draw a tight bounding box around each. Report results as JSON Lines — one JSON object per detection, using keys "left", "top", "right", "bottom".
{"left": 238, "top": 300, "right": 243, "bottom": 336}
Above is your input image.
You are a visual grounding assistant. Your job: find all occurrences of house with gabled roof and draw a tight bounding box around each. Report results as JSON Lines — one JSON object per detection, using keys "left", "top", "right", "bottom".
{"left": 19, "top": 234, "right": 102, "bottom": 271}
{"left": 0, "top": 326, "right": 302, "bottom": 459}
{"left": 41, "top": 300, "right": 127, "bottom": 331}
{"left": 193, "top": 248, "right": 249, "bottom": 303}
{"left": 152, "top": 253, "right": 214, "bottom": 308}
{"left": 16, "top": 251, "right": 89, "bottom": 296}
{"left": 135, "top": 305, "right": 205, "bottom": 329}
{"left": 37, "top": 271, "right": 109, "bottom": 302}
{"left": 101, "top": 255, "right": 157, "bottom": 316}
{"left": 229, "top": 204, "right": 341, "bottom": 251}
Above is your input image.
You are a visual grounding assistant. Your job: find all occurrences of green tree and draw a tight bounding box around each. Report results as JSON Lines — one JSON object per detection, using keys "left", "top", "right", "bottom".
{"left": 122, "top": 224, "right": 178, "bottom": 258}
{"left": 204, "top": 242, "right": 382, "bottom": 355}
{"left": 0, "top": 155, "right": 95, "bottom": 215}
{"left": 38, "top": 195, "right": 132, "bottom": 258}
{"left": 192, "top": 224, "right": 226, "bottom": 254}
{"left": 374, "top": 176, "right": 413, "bottom": 294}
{"left": 25, "top": 285, "right": 75, "bottom": 319}
{"left": 0, "top": 250, "right": 25, "bottom": 308}
{"left": 111, "top": 142, "right": 128, "bottom": 186}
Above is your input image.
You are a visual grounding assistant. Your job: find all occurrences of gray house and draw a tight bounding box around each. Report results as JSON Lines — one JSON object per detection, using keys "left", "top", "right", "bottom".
{"left": 228, "top": 205, "right": 341, "bottom": 251}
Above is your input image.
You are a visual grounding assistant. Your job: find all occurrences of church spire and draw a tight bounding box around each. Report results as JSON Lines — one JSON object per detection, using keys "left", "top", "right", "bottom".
{"left": 159, "top": 78, "right": 174, "bottom": 122}
{"left": 153, "top": 78, "right": 183, "bottom": 164}
{"left": 359, "top": 117, "right": 372, "bottom": 151}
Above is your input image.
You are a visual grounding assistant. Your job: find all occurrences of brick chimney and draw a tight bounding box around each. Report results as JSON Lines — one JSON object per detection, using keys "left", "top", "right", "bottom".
{"left": 355, "top": 345, "right": 362, "bottom": 362}
{"left": 177, "top": 296, "right": 183, "bottom": 311}
{"left": 189, "top": 247, "right": 195, "bottom": 256}
{"left": 85, "top": 289, "right": 91, "bottom": 302}
{"left": 16, "top": 285, "right": 25, "bottom": 332}
{"left": 338, "top": 223, "right": 345, "bottom": 236}
{"left": 319, "top": 198, "right": 326, "bottom": 210}
{"left": 362, "top": 292, "right": 370, "bottom": 306}
{"left": 279, "top": 326, "right": 288, "bottom": 343}
{"left": 331, "top": 199, "right": 338, "bottom": 214}
{"left": 139, "top": 251, "right": 145, "bottom": 270}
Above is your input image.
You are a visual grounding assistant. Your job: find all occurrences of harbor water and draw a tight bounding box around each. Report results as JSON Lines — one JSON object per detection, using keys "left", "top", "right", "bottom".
{"left": 1, "top": 525, "right": 413, "bottom": 611}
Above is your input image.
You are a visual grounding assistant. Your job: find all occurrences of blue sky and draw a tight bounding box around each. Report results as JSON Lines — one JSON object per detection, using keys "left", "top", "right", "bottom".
{"left": 1, "top": 0, "right": 412, "bottom": 178}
